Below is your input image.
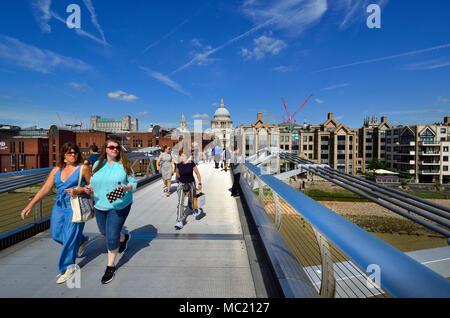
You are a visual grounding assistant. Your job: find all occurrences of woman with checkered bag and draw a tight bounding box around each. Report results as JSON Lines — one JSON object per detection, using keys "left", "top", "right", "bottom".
{"left": 90, "top": 138, "right": 137, "bottom": 284}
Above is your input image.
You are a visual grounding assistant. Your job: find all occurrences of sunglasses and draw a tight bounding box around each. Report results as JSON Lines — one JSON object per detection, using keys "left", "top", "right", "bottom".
{"left": 106, "top": 146, "right": 121, "bottom": 150}
{"left": 65, "top": 151, "right": 78, "bottom": 156}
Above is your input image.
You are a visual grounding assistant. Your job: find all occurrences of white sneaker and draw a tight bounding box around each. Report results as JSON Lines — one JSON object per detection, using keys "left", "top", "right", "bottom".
{"left": 56, "top": 265, "right": 77, "bottom": 284}
{"left": 174, "top": 221, "right": 184, "bottom": 230}
{"left": 192, "top": 210, "right": 199, "bottom": 217}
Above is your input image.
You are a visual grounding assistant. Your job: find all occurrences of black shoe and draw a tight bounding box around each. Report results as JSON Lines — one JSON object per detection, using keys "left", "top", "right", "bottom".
{"left": 101, "top": 266, "right": 116, "bottom": 284}
{"left": 118, "top": 234, "right": 130, "bottom": 253}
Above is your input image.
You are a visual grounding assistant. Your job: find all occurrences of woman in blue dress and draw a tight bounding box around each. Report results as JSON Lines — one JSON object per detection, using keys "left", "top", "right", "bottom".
{"left": 21, "top": 142, "right": 92, "bottom": 284}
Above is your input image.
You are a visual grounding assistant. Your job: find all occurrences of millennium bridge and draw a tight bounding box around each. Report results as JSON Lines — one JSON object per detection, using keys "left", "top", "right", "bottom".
{"left": 0, "top": 149, "right": 449, "bottom": 298}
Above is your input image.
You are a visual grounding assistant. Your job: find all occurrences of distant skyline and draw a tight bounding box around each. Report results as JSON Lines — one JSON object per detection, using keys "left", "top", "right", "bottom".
{"left": 0, "top": 0, "right": 449, "bottom": 131}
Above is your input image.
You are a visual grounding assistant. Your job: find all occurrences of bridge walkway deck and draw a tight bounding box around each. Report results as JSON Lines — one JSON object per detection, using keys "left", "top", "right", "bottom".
{"left": 0, "top": 163, "right": 259, "bottom": 298}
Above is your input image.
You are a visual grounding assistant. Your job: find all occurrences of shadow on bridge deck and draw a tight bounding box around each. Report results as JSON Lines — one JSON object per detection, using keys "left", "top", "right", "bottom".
{"left": 0, "top": 163, "right": 261, "bottom": 298}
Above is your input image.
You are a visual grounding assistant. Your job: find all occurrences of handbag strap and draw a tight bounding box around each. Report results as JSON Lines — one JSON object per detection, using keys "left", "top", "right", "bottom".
{"left": 77, "top": 165, "right": 84, "bottom": 188}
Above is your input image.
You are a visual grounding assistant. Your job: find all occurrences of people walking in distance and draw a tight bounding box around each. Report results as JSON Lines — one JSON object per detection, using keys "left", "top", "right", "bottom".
{"left": 156, "top": 145, "right": 174, "bottom": 197}
{"left": 174, "top": 149, "right": 202, "bottom": 230}
{"left": 213, "top": 145, "right": 222, "bottom": 169}
{"left": 90, "top": 139, "right": 137, "bottom": 284}
{"left": 231, "top": 147, "right": 243, "bottom": 197}
{"left": 84, "top": 144, "right": 100, "bottom": 168}
{"left": 222, "top": 147, "right": 231, "bottom": 172}
{"left": 21, "top": 142, "right": 92, "bottom": 284}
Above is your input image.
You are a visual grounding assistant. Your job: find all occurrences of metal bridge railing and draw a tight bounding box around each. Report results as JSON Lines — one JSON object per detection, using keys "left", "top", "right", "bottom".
{"left": 240, "top": 162, "right": 450, "bottom": 298}
{"left": 0, "top": 155, "right": 160, "bottom": 250}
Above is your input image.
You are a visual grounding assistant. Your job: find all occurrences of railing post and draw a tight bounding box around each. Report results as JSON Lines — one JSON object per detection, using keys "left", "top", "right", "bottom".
{"left": 258, "top": 181, "right": 264, "bottom": 203}
{"left": 273, "top": 190, "right": 282, "bottom": 231}
{"left": 152, "top": 159, "right": 157, "bottom": 175}
{"left": 34, "top": 200, "right": 42, "bottom": 222}
{"left": 312, "top": 227, "right": 336, "bottom": 298}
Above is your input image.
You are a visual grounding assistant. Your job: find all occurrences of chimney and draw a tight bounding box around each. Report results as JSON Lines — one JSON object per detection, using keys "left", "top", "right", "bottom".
{"left": 328, "top": 112, "right": 334, "bottom": 120}
{"left": 257, "top": 112, "right": 262, "bottom": 121}
{"left": 381, "top": 116, "right": 387, "bottom": 123}
{"left": 445, "top": 116, "right": 450, "bottom": 125}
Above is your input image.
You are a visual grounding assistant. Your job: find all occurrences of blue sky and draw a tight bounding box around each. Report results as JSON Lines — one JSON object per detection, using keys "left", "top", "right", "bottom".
{"left": 0, "top": 0, "right": 449, "bottom": 131}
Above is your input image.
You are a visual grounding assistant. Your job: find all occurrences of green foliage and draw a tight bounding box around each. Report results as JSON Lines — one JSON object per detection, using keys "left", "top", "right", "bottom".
{"left": 367, "top": 158, "right": 385, "bottom": 170}
{"left": 434, "top": 180, "right": 442, "bottom": 191}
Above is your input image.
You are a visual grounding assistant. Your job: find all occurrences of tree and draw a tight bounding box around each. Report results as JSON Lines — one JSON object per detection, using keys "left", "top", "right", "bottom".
{"left": 368, "top": 158, "right": 385, "bottom": 171}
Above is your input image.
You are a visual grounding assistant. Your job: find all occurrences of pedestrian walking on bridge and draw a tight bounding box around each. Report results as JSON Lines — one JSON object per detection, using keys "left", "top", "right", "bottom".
{"left": 174, "top": 149, "right": 202, "bottom": 230}
{"left": 21, "top": 142, "right": 92, "bottom": 284}
{"left": 156, "top": 145, "right": 174, "bottom": 197}
{"left": 90, "top": 138, "right": 137, "bottom": 284}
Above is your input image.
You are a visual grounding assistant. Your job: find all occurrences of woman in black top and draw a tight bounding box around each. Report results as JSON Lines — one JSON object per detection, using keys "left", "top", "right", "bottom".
{"left": 174, "top": 149, "right": 202, "bottom": 230}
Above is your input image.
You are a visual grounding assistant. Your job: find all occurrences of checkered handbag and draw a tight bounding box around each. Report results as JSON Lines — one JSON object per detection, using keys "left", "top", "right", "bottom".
{"left": 106, "top": 187, "right": 125, "bottom": 203}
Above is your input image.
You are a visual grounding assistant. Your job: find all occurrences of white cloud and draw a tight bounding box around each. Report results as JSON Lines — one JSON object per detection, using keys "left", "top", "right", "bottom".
{"left": 136, "top": 111, "right": 148, "bottom": 116}
{"left": 191, "top": 38, "right": 202, "bottom": 47}
{"left": 32, "top": 0, "right": 109, "bottom": 46}
{"left": 192, "top": 114, "right": 210, "bottom": 119}
{"left": 0, "top": 35, "right": 91, "bottom": 74}
{"left": 338, "top": 0, "right": 389, "bottom": 30}
{"left": 241, "top": 0, "right": 327, "bottom": 37}
{"left": 108, "top": 90, "right": 138, "bottom": 102}
{"left": 322, "top": 83, "right": 350, "bottom": 90}
{"left": 315, "top": 98, "right": 324, "bottom": 104}
{"left": 316, "top": 43, "right": 450, "bottom": 73}
{"left": 403, "top": 58, "right": 450, "bottom": 71}
{"left": 274, "top": 65, "right": 293, "bottom": 72}
{"left": 242, "top": 34, "right": 287, "bottom": 60}
{"left": 140, "top": 66, "right": 191, "bottom": 97}
{"left": 212, "top": 102, "right": 219, "bottom": 107}
{"left": 68, "top": 82, "right": 87, "bottom": 89}
{"left": 32, "top": 0, "right": 52, "bottom": 33}
{"left": 82, "top": 0, "right": 107, "bottom": 43}
{"left": 437, "top": 97, "right": 449, "bottom": 103}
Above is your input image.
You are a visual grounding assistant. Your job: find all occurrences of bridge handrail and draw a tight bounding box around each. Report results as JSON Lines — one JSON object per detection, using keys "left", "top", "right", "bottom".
{"left": 243, "top": 162, "right": 450, "bottom": 298}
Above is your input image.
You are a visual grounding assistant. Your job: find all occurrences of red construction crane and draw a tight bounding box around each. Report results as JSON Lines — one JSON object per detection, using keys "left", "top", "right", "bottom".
{"left": 281, "top": 94, "right": 314, "bottom": 125}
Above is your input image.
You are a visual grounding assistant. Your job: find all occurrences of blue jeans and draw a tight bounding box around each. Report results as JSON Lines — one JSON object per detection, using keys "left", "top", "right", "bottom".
{"left": 95, "top": 204, "right": 131, "bottom": 251}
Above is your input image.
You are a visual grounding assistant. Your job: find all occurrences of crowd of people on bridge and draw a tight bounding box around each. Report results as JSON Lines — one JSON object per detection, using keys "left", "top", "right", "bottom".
{"left": 20, "top": 141, "right": 243, "bottom": 286}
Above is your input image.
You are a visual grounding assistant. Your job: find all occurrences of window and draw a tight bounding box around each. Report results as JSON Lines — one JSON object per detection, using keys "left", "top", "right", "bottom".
{"left": 321, "top": 154, "right": 328, "bottom": 159}
{"left": 303, "top": 145, "right": 307, "bottom": 151}
{"left": 308, "top": 154, "right": 313, "bottom": 159}
{"left": 387, "top": 139, "right": 391, "bottom": 143}
{"left": 338, "top": 145, "right": 345, "bottom": 150}
{"left": 387, "top": 131, "right": 391, "bottom": 136}
{"left": 321, "top": 136, "right": 329, "bottom": 142}
{"left": 309, "top": 145, "right": 312, "bottom": 150}
{"left": 444, "top": 147, "right": 449, "bottom": 152}
{"left": 337, "top": 154, "right": 345, "bottom": 159}
{"left": 10, "top": 154, "right": 16, "bottom": 165}
{"left": 394, "top": 138, "right": 398, "bottom": 143}
{"left": 420, "top": 128, "right": 435, "bottom": 144}
{"left": 441, "top": 137, "right": 446, "bottom": 141}
{"left": 10, "top": 142, "right": 15, "bottom": 153}
{"left": 303, "top": 136, "right": 308, "bottom": 142}
{"left": 387, "top": 147, "right": 391, "bottom": 151}
{"left": 285, "top": 145, "right": 290, "bottom": 150}
{"left": 338, "top": 136, "right": 346, "bottom": 141}
{"left": 441, "top": 128, "right": 447, "bottom": 134}
{"left": 366, "top": 138, "right": 372, "bottom": 143}
{"left": 444, "top": 166, "right": 449, "bottom": 172}
{"left": 444, "top": 156, "right": 449, "bottom": 162}
{"left": 309, "top": 136, "right": 312, "bottom": 142}
{"left": 280, "top": 136, "right": 284, "bottom": 143}
{"left": 394, "top": 130, "right": 398, "bottom": 135}
{"left": 285, "top": 136, "right": 289, "bottom": 142}
{"left": 366, "top": 146, "right": 372, "bottom": 150}
{"left": 321, "top": 145, "right": 328, "bottom": 150}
